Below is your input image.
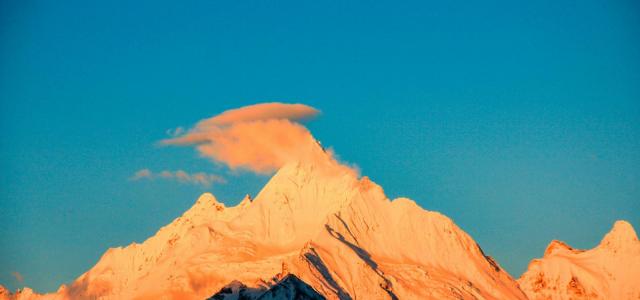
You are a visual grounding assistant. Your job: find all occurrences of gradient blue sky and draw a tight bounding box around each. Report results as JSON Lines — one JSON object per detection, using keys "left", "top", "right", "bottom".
{"left": 1, "top": 0, "right": 639, "bottom": 292}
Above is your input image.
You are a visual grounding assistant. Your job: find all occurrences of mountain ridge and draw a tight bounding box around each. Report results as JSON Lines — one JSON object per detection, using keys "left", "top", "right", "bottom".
{"left": 2, "top": 141, "right": 638, "bottom": 299}
{"left": 518, "top": 220, "right": 640, "bottom": 300}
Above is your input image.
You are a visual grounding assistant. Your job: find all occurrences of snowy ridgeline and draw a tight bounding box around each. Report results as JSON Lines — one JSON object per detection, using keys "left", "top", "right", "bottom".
{"left": 3, "top": 142, "right": 639, "bottom": 300}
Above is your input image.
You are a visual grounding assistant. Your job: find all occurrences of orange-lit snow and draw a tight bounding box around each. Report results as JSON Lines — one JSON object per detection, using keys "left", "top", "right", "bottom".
{"left": 518, "top": 220, "right": 640, "bottom": 300}
{"left": 3, "top": 142, "right": 637, "bottom": 300}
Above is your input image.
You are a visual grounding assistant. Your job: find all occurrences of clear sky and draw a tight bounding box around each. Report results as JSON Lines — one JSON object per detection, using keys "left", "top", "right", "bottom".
{"left": 1, "top": 0, "right": 639, "bottom": 293}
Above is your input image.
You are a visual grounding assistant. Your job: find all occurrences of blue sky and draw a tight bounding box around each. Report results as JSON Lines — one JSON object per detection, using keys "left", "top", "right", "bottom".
{"left": 1, "top": 0, "right": 639, "bottom": 292}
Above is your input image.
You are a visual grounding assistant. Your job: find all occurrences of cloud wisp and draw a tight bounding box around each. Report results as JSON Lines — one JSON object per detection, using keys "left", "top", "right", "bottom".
{"left": 130, "top": 169, "right": 226, "bottom": 187}
{"left": 161, "top": 102, "right": 321, "bottom": 174}
{"left": 11, "top": 271, "right": 23, "bottom": 284}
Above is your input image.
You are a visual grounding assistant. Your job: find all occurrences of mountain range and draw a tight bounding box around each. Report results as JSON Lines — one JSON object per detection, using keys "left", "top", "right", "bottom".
{"left": 2, "top": 142, "right": 638, "bottom": 299}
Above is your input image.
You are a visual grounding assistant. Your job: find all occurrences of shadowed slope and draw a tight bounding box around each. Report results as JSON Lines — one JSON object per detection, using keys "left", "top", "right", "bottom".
{"left": 207, "top": 274, "right": 324, "bottom": 300}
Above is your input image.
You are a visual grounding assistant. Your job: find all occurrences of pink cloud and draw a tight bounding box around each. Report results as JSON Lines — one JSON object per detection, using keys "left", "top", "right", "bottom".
{"left": 131, "top": 169, "right": 152, "bottom": 180}
{"left": 161, "top": 103, "right": 321, "bottom": 174}
{"left": 199, "top": 102, "right": 319, "bottom": 127}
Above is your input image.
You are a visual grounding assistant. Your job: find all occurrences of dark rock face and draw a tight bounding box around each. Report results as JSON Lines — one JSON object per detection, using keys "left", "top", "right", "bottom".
{"left": 207, "top": 274, "right": 325, "bottom": 300}
{"left": 206, "top": 280, "right": 265, "bottom": 300}
{"left": 257, "top": 274, "right": 325, "bottom": 300}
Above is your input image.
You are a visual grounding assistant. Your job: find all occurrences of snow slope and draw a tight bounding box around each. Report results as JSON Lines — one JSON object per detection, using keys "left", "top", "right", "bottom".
{"left": 518, "top": 220, "right": 640, "bottom": 300}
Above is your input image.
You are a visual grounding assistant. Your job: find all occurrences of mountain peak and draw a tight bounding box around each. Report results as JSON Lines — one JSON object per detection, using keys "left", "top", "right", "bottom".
{"left": 178, "top": 192, "right": 252, "bottom": 225}
{"left": 519, "top": 220, "right": 640, "bottom": 300}
{"left": 194, "top": 192, "right": 224, "bottom": 208}
{"left": 183, "top": 192, "right": 226, "bottom": 218}
{"left": 238, "top": 194, "right": 252, "bottom": 206}
{"left": 599, "top": 220, "right": 639, "bottom": 251}
{"left": 281, "top": 138, "right": 359, "bottom": 179}
{"left": 543, "top": 240, "right": 579, "bottom": 256}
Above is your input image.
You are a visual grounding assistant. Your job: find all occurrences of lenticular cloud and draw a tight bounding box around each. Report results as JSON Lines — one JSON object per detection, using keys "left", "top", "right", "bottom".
{"left": 199, "top": 102, "right": 319, "bottom": 126}
{"left": 162, "top": 102, "right": 321, "bottom": 174}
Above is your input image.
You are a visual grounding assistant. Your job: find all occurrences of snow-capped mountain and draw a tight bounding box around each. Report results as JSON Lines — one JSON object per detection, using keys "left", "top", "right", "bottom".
{"left": 518, "top": 220, "right": 640, "bottom": 300}
{"left": 2, "top": 141, "right": 638, "bottom": 299}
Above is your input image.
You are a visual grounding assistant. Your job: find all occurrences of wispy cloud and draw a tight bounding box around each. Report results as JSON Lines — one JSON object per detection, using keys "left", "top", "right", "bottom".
{"left": 161, "top": 102, "right": 321, "bottom": 174}
{"left": 11, "top": 271, "right": 23, "bottom": 284}
{"left": 130, "top": 169, "right": 225, "bottom": 187}
{"left": 165, "top": 126, "right": 185, "bottom": 137}
{"left": 131, "top": 169, "right": 152, "bottom": 180}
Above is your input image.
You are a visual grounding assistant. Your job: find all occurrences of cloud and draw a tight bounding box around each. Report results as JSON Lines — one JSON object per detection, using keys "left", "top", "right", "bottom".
{"left": 131, "top": 169, "right": 152, "bottom": 180}
{"left": 161, "top": 103, "right": 322, "bottom": 174}
{"left": 11, "top": 271, "right": 23, "bottom": 284}
{"left": 130, "top": 169, "right": 226, "bottom": 187}
{"left": 199, "top": 102, "right": 319, "bottom": 127}
{"left": 165, "top": 127, "right": 185, "bottom": 137}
